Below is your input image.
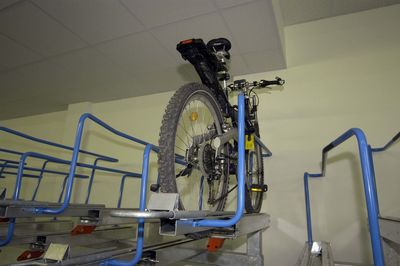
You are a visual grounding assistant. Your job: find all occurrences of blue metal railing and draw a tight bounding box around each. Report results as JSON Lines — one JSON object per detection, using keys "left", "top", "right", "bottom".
{"left": 193, "top": 93, "right": 272, "bottom": 228}
{"left": 368, "top": 131, "right": 400, "bottom": 217}
{"left": 29, "top": 113, "right": 186, "bottom": 215}
{"left": 0, "top": 126, "right": 118, "bottom": 162}
{"left": 117, "top": 173, "right": 141, "bottom": 209}
{"left": 0, "top": 93, "right": 272, "bottom": 263}
{"left": 0, "top": 147, "right": 143, "bottom": 204}
{"left": 371, "top": 131, "right": 400, "bottom": 153}
{"left": 102, "top": 145, "right": 152, "bottom": 266}
{"left": 302, "top": 128, "right": 399, "bottom": 266}
{"left": 0, "top": 162, "right": 89, "bottom": 202}
{"left": 193, "top": 93, "right": 246, "bottom": 227}
{"left": 102, "top": 93, "right": 272, "bottom": 265}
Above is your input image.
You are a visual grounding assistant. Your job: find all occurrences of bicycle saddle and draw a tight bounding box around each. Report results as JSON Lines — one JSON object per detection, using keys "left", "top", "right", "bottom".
{"left": 207, "top": 38, "right": 231, "bottom": 52}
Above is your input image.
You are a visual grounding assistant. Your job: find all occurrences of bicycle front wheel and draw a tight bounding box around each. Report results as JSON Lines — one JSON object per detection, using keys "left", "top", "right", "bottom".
{"left": 244, "top": 144, "right": 264, "bottom": 213}
{"left": 158, "top": 83, "right": 229, "bottom": 212}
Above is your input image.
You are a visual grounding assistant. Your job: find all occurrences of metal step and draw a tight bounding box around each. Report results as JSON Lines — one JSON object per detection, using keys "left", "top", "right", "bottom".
{"left": 296, "top": 242, "right": 334, "bottom": 266}
{"left": 379, "top": 216, "right": 400, "bottom": 266}
{"left": 296, "top": 242, "right": 373, "bottom": 266}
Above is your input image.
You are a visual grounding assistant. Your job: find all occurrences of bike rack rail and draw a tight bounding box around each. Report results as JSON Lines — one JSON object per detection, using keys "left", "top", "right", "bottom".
{"left": 104, "top": 93, "right": 272, "bottom": 265}
{"left": 0, "top": 93, "right": 273, "bottom": 265}
{"left": 0, "top": 131, "right": 146, "bottom": 246}
{"left": 0, "top": 126, "right": 118, "bottom": 162}
{"left": 0, "top": 148, "right": 143, "bottom": 206}
{"left": 0, "top": 149, "right": 89, "bottom": 199}
{"left": 303, "top": 129, "right": 399, "bottom": 266}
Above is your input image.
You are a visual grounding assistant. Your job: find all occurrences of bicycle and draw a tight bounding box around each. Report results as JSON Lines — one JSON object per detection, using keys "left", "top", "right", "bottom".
{"left": 157, "top": 38, "right": 284, "bottom": 214}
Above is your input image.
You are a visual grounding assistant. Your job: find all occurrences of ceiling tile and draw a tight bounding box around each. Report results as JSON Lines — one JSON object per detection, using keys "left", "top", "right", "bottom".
{"left": 0, "top": 60, "right": 69, "bottom": 105}
{"left": 280, "top": 0, "right": 331, "bottom": 25}
{"left": 242, "top": 49, "right": 286, "bottom": 74}
{"left": 221, "top": 1, "right": 281, "bottom": 53}
{"left": 384, "top": 0, "right": 400, "bottom": 5}
{"left": 214, "top": 0, "right": 255, "bottom": 9}
{"left": 122, "top": 0, "right": 216, "bottom": 28}
{"left": 151, "top": 12, "right": 239, "bottom": 62}
{"left": 131, "top": 66, "right": 197, "bottom": 95}
{"left": 0, "top": 34, "right": 42, "bottom": 68}
{"left": 0, "top": 98, "right": 66, "bottom": 120}
{"left": 0, "top": 70, "right": 23, "bottom": 102}
{"left": 48, "top": 47, "right": 132, "bottom": 95}
{"left": 228, "top": 54, "right": 251, "bottom": 77}
{"left": 33, "top": 0, "right": 144, "bottom": 44}
{"left": 0, "top": 64, "right": 7, "bottom": 72}
{"left": 0, "top": 1, "right": 85, "bottom": 56}
{"left": 95, "top": 32, "right": 176, "bottom": 73}
{"left": 0, "top": 0, "right": 20, "bottom": 10}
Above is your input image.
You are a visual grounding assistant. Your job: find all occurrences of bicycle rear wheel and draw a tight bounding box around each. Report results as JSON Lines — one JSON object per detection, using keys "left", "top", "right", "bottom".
{"left": 158, "top": 83, "right": 229, "bottom": 212}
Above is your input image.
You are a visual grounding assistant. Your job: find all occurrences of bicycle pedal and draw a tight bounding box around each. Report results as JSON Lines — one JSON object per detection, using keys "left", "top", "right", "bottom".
{"left": 251, "top": 184, "right": 268, "bottom": 193}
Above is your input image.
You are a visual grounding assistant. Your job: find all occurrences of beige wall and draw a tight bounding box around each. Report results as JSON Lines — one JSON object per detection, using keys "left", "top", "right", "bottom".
{"left": 245, "top": 5, "right": 400, "bottom": 265}
{"left": 1, "top": 4, "right": 400, "bottom": 265}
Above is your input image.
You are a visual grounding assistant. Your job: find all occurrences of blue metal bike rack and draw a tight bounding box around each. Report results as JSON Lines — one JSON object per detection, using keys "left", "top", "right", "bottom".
{"left": 0, "top": 149, "right": 89, "bottom": 198}
{"left": 303, "top": 128, "right": 391, "bottom": 266}
{"left": 0, "top": 126, "right": 117, "bottom": 162}
{"left": 0, "top": 92, "right": 272, "bottom": 264}
{"left": 193, "top": 92, "right": 272, "bottom": 228}
{"left": 192, "top": 93, "right": 246, "bottom": 228}
{"left": 102, "top": 145, "right": 152, "bottom": 266}
{"left": 29, "top": 113, "right": 186, "bottom": 216}
{"left": 117, "top": 173, "right": 141, "bottom": 209}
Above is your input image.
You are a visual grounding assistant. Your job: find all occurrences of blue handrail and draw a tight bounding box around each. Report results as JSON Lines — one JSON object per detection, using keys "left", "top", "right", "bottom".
{"left": 0, "top": 162, "right": 88, "bottom": 179}
{"left": 0, "top": 151, "right": 84, "bottom": 246}
{"left": 0, "top": 126, "right": 118, "bottom": 162}
{"left": 31, "top": 160, "right": 51, "bottom": 201}
{"left": 0, "top": 147, "right": 142, "bottom": 205}
{"left": 367, "top": 131, "right": 400, "bottom": 217}
{"left": 102, "top": 144, "right": 152, "bottom": 266}
{"left": 0, "top": 148, "right": 132, "bottom": 179}
{"left": 371, "top": 131, "right": 400, "bottom": 152}
{"left": 303, "top": 128, "right": 384, "bottom": 266}
{"left": 117, "top": 173, "right": 141, "bottom": 209}
{"left": 33, "top": 113, "right": 186, "bottom": 215}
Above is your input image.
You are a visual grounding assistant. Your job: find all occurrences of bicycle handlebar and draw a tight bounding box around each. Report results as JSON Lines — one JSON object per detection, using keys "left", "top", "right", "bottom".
{"left": 231, "top": 76, "right": 285, "bottom": 91}
{"left": 259, "top": 77, "right": 285, "bottom": 87}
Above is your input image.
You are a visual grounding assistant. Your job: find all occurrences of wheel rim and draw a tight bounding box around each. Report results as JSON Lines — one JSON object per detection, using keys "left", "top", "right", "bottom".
{"left": 248, "top": 148, "right": 262, "bottom": 209}
{"left": 173, "top": 92, "right": 227, "bottom": 211}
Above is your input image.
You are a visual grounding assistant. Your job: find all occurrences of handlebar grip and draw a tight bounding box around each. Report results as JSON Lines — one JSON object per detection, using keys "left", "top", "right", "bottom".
{"left": 276, "top": 77, "right": 285, "bottom": 85}
{"left": 259, "top": 77, "right": 285, "bottom": 87}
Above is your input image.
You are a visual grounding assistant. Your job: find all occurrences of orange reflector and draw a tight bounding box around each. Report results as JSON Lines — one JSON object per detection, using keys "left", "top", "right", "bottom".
{"left": 70, "top": 224, "right": 96, "bottom": 235}
{"left": 180, "top": 39, "right": 193, "bottom": 45}
{"left": 207, "top": 237, "right": 225, "bottom": 252}
{"left": 17, "top": 249, "right": 44, "bottom": 261}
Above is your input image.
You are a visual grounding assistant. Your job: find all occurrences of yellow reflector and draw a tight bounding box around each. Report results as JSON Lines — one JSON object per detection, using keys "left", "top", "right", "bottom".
{"left": 190, "top": 112, "right": 198, "bottom": 121}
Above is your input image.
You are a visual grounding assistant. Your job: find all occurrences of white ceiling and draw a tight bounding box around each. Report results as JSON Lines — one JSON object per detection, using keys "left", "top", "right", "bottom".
{"left": 0, "top": 0, "right": 399, "bottom": 120}
{"left": 280, "top": 0, "right": 400, "bottom": 25}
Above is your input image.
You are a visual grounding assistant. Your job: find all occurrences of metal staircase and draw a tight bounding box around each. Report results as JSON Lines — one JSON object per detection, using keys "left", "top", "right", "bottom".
{"left": 298, "top": 130, "right": 399, "bottom": 266}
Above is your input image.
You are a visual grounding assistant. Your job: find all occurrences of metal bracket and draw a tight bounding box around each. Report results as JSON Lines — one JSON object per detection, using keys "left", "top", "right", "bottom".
{"left": 147, "top": 193, "right": 179, "bottom": 211}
